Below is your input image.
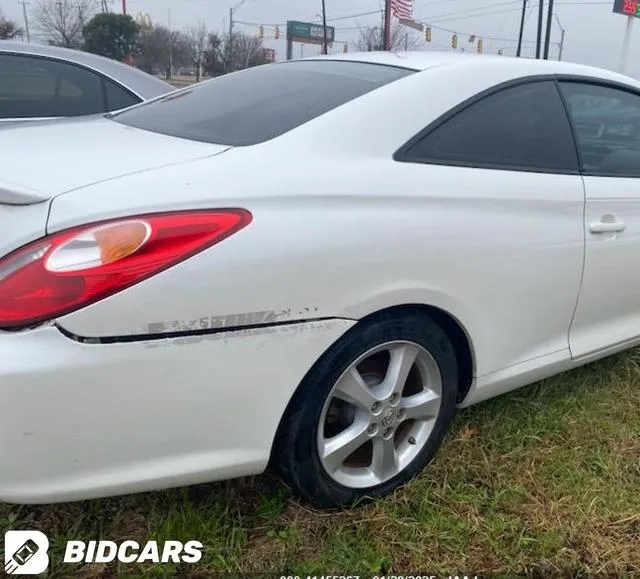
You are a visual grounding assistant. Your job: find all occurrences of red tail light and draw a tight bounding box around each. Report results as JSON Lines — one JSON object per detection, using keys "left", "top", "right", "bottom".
{"left": 0, "top": 209, "right": 252, "bottom": 330}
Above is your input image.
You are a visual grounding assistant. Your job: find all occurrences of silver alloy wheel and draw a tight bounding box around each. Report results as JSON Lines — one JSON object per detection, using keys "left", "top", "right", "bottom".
{"left": 317, "top": 340, "right": 443, "bottom": 489}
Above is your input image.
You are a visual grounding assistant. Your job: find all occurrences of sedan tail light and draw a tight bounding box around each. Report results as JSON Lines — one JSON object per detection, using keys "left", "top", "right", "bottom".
{"left": 0, "top": 209, "right": 252, "bottom": 330}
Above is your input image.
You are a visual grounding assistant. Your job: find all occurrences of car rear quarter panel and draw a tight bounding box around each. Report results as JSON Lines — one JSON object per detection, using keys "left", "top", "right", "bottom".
{"left": 48, "top": 146, "right": 584, "bottom": 381}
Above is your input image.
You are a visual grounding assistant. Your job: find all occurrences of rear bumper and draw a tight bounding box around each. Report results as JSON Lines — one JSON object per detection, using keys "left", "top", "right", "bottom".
{"left": 0, "top": 320, "right": 354, "bottom": 504}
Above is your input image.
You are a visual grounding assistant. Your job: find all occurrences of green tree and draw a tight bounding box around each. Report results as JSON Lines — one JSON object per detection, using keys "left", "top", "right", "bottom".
{"left": 0, "top": 9, "right": 23, "bottom": 39}
{"left": 83, "top": 12, "right": 140, "bottom": 62}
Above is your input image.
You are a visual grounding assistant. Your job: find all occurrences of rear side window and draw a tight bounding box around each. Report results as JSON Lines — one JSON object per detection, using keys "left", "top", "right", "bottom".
{"left": 399, "top": 80, "right": 579, "bottom": 173}
{"left": 103, "top": 77, "right": 140, "bottom": 111}
{"left": 560, "top": 81, "right": 640, "bottom": 176}
{"left": 111, "top": 60, "right": 415, "bottom": 146}
{"left": 0, "top": 53, "right": 104, "bottom": 118}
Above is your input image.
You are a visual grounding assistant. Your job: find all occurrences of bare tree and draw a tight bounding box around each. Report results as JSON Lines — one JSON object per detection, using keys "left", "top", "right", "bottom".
{"left": 0, "top": 9, "right": 23, "bottom": 39}
{"left": 186, "top": 20, "right": 207, "bottom": 82}
{"left": 356, "top": 23, "right": 423, "bottom": 52}
{"left": 137, "top": 25, "right": 192, "bottom": 77}
{"left": 31, "top": 0, "right": 96, "bottom": 47}
{"left": 202, "top": 31, "right": 268, "bottom": 77}
{"left": 226, "top": 32, "right": 265, "bottom": 71}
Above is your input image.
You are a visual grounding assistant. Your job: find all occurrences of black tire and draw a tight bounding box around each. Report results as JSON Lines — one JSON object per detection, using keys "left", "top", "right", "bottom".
{"left": 273, "top": 307, "right": 459, "bottom": 509}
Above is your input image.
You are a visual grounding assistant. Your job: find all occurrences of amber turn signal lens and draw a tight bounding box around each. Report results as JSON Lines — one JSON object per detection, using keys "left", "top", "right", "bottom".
{"left": 94, "top": 221, "right": 150, "bottom": 265}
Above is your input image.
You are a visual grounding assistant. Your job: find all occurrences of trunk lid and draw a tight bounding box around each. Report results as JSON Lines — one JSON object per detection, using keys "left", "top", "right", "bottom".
{"left": 0, "top": 116, "right": 230, "bottom": 201}
{"left": 0, "top": 203, "right": 51, "bottom": 257}
{"left": 0, "top": 116, "right": 230, "bottom": 258}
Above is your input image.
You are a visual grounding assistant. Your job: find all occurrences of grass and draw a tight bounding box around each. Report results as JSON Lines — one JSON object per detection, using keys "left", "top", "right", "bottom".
{"left": 2, "top": 350, "right": 639, "bottom": 577}
{"left": 159, "top": 75, "right": 204, "bottom": 88}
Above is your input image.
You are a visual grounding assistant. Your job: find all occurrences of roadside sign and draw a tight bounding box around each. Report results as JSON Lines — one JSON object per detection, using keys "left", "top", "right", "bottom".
{"left": 261, "top": 48, "right": 276, "bottom": 63}
{"left": 613, "top": 0, "right": 640, "bottom": 17}
{"left": 286, "top": 20, "right": 335, "bottom": 45}
{"left": 397, "top": 18, "right": 424, "bottom": 32}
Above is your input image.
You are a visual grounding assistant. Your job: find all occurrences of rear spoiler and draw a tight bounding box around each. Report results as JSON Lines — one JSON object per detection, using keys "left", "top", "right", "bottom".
{"left": 0, "top": 180, "right": 50, "bottom": 206}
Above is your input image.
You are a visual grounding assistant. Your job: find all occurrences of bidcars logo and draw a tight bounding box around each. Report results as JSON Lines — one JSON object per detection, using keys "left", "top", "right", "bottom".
{"left": 3, "top": 531, "right": 203, "bottom": 574}
{"left": 4, "top": 531, "right": 50, "bottom": 575}
{"left": 64, "top": 540, "right": 203, "bottom": 564}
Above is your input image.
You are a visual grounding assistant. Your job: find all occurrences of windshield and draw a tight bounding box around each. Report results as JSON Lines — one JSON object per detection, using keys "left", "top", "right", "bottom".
{"left": 110, "top": 60, "right": 415, "bottom": 146}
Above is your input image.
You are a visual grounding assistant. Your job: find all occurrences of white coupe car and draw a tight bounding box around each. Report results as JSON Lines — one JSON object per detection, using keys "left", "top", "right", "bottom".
{"left": 1, "top": 52, "right": 638, "bottom": 509}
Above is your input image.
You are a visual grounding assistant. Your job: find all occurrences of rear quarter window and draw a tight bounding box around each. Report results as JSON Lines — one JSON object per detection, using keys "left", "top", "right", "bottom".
{"left": 110, "top": 60, "right": 415, "bottom": 146}
{"left": 0, "top": 52, "right": 104, "bottom": 118}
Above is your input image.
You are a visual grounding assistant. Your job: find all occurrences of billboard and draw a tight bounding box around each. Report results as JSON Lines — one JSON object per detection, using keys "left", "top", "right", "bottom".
{"left": 286, "top": 20, "right": 335, "bottom": 45}
{"left": 613, "top": 0, "right": 640, "bottom": 17}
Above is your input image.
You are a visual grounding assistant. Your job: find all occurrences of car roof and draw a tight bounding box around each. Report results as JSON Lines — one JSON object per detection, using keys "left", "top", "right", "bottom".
{"left": 299, "top": 50, "right": 640, "bottom": 88}
{"left": 0, "top": 40, "right": 173, "bottom": 99}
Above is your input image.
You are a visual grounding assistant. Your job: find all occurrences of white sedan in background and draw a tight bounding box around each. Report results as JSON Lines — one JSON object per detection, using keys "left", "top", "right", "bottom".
{"left": 1, "top": 51, "right": 639, "bottom": 509}
{"left": 0, "top": 40, "right": 173, "bottom": 121}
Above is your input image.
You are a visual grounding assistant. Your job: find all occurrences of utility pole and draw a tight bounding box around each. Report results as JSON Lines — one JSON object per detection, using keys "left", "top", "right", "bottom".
{"left": 122, "top": 0, "right": 126, "bottom": 15}
{"left": 19, "top": 1, "right": 30, "bottom": 42}
{"left": 168, "top": 8, "right": 173, "bottom": 79}
{"left": 553, "top": 13, "right": 565, "bottom": 61}
{"left": 321, "top": 0, "right": 328, "bottom": 54}
{"left": 543, "top": 0, "right": 554, "bottom": 59}
{"left": 229, "top": 1, "right": 253, "bottom": 40}
{"left": 516, "top": 0, "right": 526, "bottom": 57}
{"left": 535, "top": 0, "right": 544, "bottom": 58}
{"left": 229, "top": 1, "right": 252, "bottom": 65}
{"left": 383, "top": 0, "right": 392, "bottom": 50}
{"left": 619, "top": 15, "right": 635, "bottom": 74}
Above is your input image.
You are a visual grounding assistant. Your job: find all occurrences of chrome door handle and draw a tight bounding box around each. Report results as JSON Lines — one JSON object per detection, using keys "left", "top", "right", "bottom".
{"left": 589, "top": 221, "right": 626, "bottom": 234}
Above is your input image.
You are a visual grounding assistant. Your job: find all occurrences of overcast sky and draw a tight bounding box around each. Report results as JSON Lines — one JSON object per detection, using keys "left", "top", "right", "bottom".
{"left": 2, "top": 0, "right": 638, "bottom": 77}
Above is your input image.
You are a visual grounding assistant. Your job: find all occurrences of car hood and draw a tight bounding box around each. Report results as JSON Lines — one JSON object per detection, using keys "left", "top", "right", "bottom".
{"left": 0, "top": 116, "right": 230, "bottom": 203}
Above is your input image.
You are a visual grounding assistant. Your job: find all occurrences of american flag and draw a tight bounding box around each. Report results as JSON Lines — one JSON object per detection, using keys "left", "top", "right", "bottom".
{"left": 390, "top": 0, "right": 413, "bottom": 20}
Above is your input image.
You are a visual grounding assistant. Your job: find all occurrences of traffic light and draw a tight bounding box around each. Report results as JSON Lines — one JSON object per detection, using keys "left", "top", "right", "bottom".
{"left": 477, "top": 38, "right": 483, "bottom": 54}
{"left": 425, "top": 27, "right": 431, "bottom": 42}
{"left": 274, "top": 26, "right": 280, "bottom": 39}
{"left": 258, "top": 25, "right": 264, "bottom": 39}
{"left": 451, "top": 33, "right": 457, "bottom": 49}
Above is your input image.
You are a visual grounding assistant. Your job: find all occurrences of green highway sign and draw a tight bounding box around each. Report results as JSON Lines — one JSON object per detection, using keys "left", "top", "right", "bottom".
{"left": 286, "top": 20, "right": 335, "bottom": 45}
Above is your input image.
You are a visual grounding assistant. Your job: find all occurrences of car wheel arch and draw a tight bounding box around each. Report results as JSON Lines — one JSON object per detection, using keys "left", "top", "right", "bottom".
{"left": 268, "top": 302, "right": 475, "bottom": 469}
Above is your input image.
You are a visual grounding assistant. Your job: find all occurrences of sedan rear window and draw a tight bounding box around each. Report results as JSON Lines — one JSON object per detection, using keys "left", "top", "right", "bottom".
{"left": 110, "top": 60, "right": 415, "bottom": 146}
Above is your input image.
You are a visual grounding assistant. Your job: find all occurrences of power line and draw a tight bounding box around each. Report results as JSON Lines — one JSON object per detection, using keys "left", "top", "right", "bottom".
{"left": 427, "top": 6, "right": 526, "bottom": 23}
{"left": 414, "top": 15, "right": 552, "bottom": 43}
{"left": 323, "top": 9, "right": 383, "bottom": 22}
{"left": 424, "top": 1, "right": 602, "bottom": 25}
{"left": 234, "top": 9, "right": 383, "bottom": 29}
{"left": 423, "top": 1, "right": 521, "bottom": 22}
{"left": 420, "top": 0, "right": 612, "bottom": 23}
